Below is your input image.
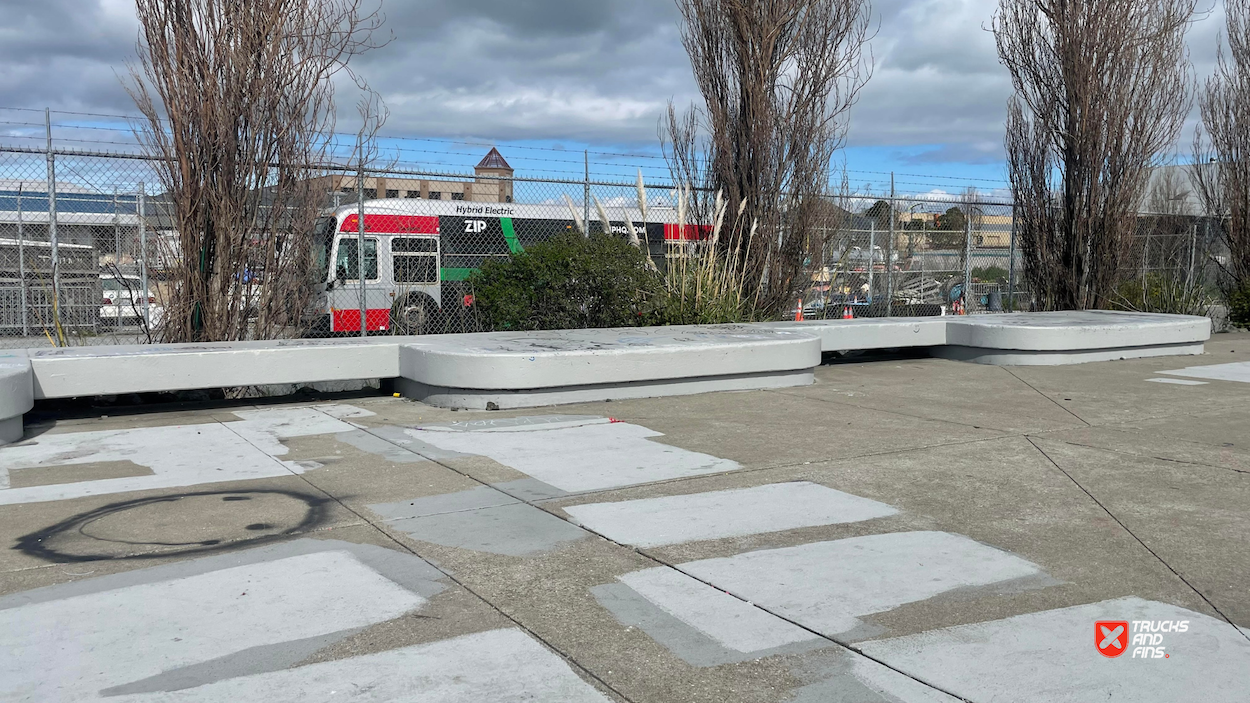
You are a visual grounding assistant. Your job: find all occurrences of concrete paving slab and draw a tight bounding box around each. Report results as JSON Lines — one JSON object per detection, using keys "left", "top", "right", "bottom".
{"left": 564, "top": 481, "right": 897, "bottom": 547}
{"left": 389, "top": 502, "right": 590, "bottom": 557}
{"left": 680, "top": 531, "right": 1045, "bottom": 638}
{"left": 1030, "top": 437, "right": 1250, "bottom": 625}
{"left": 1005, "top": 345, "right": 1250, "bottom": 426}
{"left": 555, "top": 390, "right": 1008, "bottom": 472}
{"left": 5, "top": 334, "right": 1249, "bottom": 703}
{"left": 1038, "top": 421, "right": 1250, "bottom": 475}
{"left": 788, "top": 358, "right": 1086, "bottom": 434}
{"left": 858, "top": 597, "right": 1250, "bottom": 702}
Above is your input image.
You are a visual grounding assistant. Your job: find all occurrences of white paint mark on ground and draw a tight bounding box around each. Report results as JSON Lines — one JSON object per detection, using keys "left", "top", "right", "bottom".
{"left": 106, "top": 629, "right": 609, "bottom": 703}
{"left": 618, "top": 567, "right": 819, "bottom": 653}
{"left": 858, "top": 597, "right": 1250, "bottom": 703}
{"left": 565, "top": 481, "right": 897, "bottom": 547}
{"left": 681, "top": 531, "right": 1044, "bottom": 637}
{"left": 1145, "top": 378, "right": 1208, "bottom": 386}
{"left": 406, "top": 418, "right": 739, "bottom": 492}
{"left": 0, "top": 406, "right": 363, "bottom": 505}
{"left": 0, "top": 551, "right": 426, "bottom": 701}
{"left": 1162, "top": 360, "right": 1250, "bottom": 384}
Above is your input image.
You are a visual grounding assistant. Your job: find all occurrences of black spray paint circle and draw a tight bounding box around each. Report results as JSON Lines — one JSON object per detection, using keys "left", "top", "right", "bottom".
{"left": 16, "top": 489, "right": 331, "bottom": 563}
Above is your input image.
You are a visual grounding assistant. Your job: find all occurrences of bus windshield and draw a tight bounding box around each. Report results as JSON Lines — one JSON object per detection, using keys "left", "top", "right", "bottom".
{"left": 312, "top": 217, "right": 334, "bottom": 282}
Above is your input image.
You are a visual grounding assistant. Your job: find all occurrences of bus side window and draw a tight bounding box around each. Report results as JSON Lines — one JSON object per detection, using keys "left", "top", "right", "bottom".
{"left": 392, "top": 237, "right": 438, "bottom": 284}
{"left": 335, "top": 237, "right": 378, "bottom": 281}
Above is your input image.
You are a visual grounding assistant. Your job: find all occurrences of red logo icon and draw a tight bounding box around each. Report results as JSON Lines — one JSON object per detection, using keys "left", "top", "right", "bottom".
{"left": 1096, "top": 620, "right": 1130, "bottom": 658}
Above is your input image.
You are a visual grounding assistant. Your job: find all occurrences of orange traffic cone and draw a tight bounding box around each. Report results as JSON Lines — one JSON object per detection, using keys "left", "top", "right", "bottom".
{"left": 795, "top": 299, "right": 804, "bottom": 321}
{"left": 842, "top": 306, "right": 854, "bottom": 319}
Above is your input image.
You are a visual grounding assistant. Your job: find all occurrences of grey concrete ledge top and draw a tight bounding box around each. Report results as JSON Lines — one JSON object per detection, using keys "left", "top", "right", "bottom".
{"left": 401, "top": 325, "right": 823, "bottom": 390}
{"left": 944, "top": 311, "right": 1211, "bottom": 351}
{"left": 26, "top": 334, "right": 426, "bottom": 359}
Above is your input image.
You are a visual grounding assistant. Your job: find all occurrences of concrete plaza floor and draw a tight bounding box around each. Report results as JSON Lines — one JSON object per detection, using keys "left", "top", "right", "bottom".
{"left": 2, "top": 332, "right": 1249, "bottom": 702}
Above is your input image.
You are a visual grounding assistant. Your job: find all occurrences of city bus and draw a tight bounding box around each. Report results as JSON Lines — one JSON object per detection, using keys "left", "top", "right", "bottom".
{"left": 307, "top": 198, "right": 705, "bottom": 335}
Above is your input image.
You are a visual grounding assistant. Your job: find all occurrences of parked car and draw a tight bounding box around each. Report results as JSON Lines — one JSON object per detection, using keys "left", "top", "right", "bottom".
{"left": 100, "top": 274, "right": 163, "bottom": 327}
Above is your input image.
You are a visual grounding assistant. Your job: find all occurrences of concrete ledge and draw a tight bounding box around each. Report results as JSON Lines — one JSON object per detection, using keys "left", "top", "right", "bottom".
{"left": 945, "top": 311, "right": 1211, "bottom": 351}
{"left": 761, "top": 317, "right": 948, "bottom": 352}
{"left": 0, "top": 350, "right": 32, "bottom": 445}
{"left": 399, "top": 326, "right": 821, "bottom": 390}
{"left": 397, "top": 368, "right": 815, "bottom": 410}
{"left": 29, "top": 337, "right": 416, "bottom": 400}
{"left": 933, "top": 342, "right": 1207, "bottom": 366}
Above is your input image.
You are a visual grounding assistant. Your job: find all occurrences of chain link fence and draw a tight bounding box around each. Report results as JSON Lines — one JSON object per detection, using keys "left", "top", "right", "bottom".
{"left": 1, "top": 144, "right": 1225, "bottom": 349}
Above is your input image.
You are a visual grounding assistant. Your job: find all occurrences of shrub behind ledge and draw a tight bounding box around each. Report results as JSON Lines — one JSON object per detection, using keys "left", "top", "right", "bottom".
{"left": 469, "top": 231, "right": 662, "bottom": 331}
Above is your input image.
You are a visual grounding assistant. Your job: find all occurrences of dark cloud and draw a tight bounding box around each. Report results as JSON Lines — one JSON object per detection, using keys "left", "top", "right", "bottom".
{"left": 0, "top": 0, "right": 1230, "bottom": 164}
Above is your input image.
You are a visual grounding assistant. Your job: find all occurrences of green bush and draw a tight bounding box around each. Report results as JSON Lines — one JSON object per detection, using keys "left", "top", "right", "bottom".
{"left": 972, "top": 265, "right": 1009, "bottom": 282}
{"left": 1228, "top": 281, "right": 1250, "bottom": 327}
{"left": 468, "top": 231, "right": 662, "bottom": 331}
{"left": 1109, "top": 273, "right": 1214, "bottom": 317}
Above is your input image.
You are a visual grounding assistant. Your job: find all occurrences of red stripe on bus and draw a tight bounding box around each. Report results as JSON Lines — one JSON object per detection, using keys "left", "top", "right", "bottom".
{"left": 332, "top": 308, "right": 392, "bottom": 332}
{"left": 663, "top": 223, "right": 712, "bottom": 241}
{"left": 340, "top": 214, "right": 440, "bottom": 234}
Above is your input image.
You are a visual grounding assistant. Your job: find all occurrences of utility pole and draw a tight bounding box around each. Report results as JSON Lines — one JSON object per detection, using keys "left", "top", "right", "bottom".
{"left": 584, "top": 150, "right": 591, "bottom": 238}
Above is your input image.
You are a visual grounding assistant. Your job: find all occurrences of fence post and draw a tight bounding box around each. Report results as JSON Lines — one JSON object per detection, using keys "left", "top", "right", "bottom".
{"left": 1007, "top": 204, "right": 1016, "bottom": 312}
{"left": 17, "top": 184, "right": 28, "bottom": 337}
{"left": 46, "top": 108, "right": 62, "bottom": 344}
{"left": 868, "top": 221, "right": 875, "bottom": 303}
{"left": 964, "top": 205, "right": 974, "bottom": 314}
{"left": 357, "top": 167, "right": 367, "bottom": 338}
{"left": 583, "top": 151, "right": 591, "bottom": 238}
{"left": 113, "top": 187, "right": 121, "bottom": 333}
{"left": 139, "top": 184, "right": 150, "bottom": 330}
{"left": 887, "top": 173, "right": 895, "bottom": 316}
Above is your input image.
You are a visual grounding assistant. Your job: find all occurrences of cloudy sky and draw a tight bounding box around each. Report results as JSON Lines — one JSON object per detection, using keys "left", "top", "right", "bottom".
{"left": 0, "top": 0, "right": 1228, "bottom": 195}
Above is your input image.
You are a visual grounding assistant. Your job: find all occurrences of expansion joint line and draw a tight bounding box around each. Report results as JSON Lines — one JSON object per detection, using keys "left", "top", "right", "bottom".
{"left": 1001, "top": 368, "right": 1091, "bottom": 427}
{"left": 354, "top": 422, "right": 974, "bottom": 703}
{"left": 284, "top": 410, "right": 640, "bottom": 703}
{"left": 1025, "top": 436, "right": 1250, "bottom": 645}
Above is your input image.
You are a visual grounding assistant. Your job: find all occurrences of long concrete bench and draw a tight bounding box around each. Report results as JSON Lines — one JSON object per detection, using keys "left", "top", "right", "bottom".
{"left": 937, "top": 311, "right": 1211, "bottom": 365}
{"left": 397, "top": 325, "right": 821, "bottom": 410}
{"left": 0, "top": 311, "right": 1213, "bottom": 445}
{"left": 25, "top": 336, "right": 416, "bottom": 399}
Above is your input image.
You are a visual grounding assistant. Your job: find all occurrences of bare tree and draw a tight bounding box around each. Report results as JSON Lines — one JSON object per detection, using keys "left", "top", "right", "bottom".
{"left": 994, "top": 0, "right": 1196, "bottom": 310}
{"left": 665, "top": 0, "right": 873, "bottom": 315}
{"left": 128, "top": 0, "right": 385, "bottom": 342}
{"left": 1194, "top": 0, "right": 1250, "bottom": 306}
